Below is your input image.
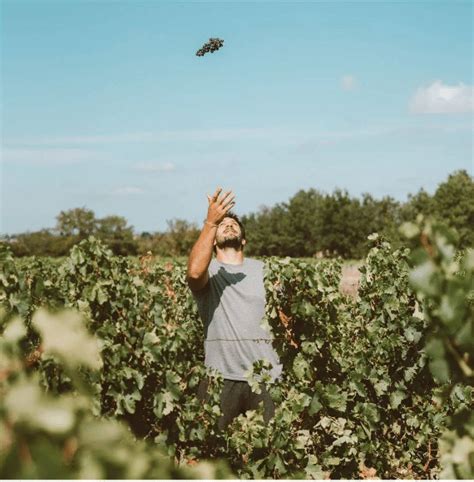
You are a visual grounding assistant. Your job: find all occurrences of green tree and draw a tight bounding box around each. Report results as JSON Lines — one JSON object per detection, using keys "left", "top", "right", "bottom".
{"left": 97, "top": 215, "right": 133, "bottom": 238}
{"left": 7, "top": 230, "right": 77, "bottom": 257}
{"left": 165, "top": 219, "right": 200, "bottom": 256}
{"left": 400, "top": 188, "right": 435, "bottom": 223}
{"left": 317, "top": 190, "right": 366, "bottom": 258}
{"left": 286, "top": 189, "right": 325, "bottom": 257}
{"left": 141, "top": 220, "right": 200, "bottom": 257}
{"left": 433, "top": 170, "right": 474, "bottom": 248}
{"left": 96, "top": 215, "right": 138, "bottom": 255}
{"left": 360, "top": 194, "right": 401, "bottom": 249}
{"left": 56, "top": 207, "right": 97, "bottom": 238}
{"left": 243, "top": 204, "right": 293, "bottom": 256}
{"left": 244, "top": 190, "right": 400, "bottom": 258}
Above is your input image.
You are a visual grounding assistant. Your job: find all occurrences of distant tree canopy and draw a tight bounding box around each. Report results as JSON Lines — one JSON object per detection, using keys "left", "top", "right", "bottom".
{"left": 6, "top": 209, "right": 138, "bottom": 257}
{"left": 242, "top": 189, "right": 402, "bottom": 259}
{"left": 3, "top": 170, "right": 473, "bottom": 258}
{"left": 432, "top": 170, "right": 474, "bottom": 247}
{"left": 243, "top": 170, "right": 473, "bottom": 258}
{"left": 56, "top": 207, "right": 96, "bottom": 237}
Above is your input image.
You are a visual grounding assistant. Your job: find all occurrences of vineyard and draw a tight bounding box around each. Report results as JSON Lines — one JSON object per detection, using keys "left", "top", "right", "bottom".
{"left": 1, "top": 218, "right": 472, "bottom": 479}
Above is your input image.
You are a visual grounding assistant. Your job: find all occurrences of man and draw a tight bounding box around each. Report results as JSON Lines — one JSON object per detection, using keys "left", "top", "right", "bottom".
{"left": 187, "top": 187, "right": 282, "bottom": 431}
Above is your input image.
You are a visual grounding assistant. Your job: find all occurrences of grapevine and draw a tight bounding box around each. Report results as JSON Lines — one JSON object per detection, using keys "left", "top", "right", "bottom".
{"left": 0, "top": 230, "right": 472, "bottom": 478}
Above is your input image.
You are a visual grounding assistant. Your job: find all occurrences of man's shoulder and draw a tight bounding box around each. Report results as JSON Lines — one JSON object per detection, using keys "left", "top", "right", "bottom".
{"left": 245, "top": 257, "right": 264, "bottom": 266}
{"left": 210, "top": 257, "right": 264, "bottom": 267}
{"left": 244, "top": 257, "right": 265, "bottom": 271}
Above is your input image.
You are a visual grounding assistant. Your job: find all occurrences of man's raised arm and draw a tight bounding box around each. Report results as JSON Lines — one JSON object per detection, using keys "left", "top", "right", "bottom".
{"left": 186, "top": 187, "right": 235, "bottom": 292}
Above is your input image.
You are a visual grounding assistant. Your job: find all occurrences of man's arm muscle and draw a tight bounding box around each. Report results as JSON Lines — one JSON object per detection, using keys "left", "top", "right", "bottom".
{"left": 187, "top": 187, "right": 235, "bottom": 291}
{"left": 186, "top": 223, "right": 217, "bottom": 291}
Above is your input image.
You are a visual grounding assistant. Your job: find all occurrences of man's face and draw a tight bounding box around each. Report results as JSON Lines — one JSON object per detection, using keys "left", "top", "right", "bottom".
{"left": 215, "top": 217, "right": 245, "bottom": 250}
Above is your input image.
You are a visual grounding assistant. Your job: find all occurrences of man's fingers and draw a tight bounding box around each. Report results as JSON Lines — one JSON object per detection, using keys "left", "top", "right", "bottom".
{"left": 224, "top": 201, "right": 236, "bottom": 213}
{"left": 218, "top": 190, "right": 233, "bottom": 205}
{"left": 212, "top": 187, "right": 222, "bottom": 201}
{"left": 221, "top": 194, "right": 235, "bottom": 208}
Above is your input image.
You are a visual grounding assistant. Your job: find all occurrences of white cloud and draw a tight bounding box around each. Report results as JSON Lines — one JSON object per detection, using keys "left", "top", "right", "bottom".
{"left": 133, "top": 162, "right": 175, "bottom": 172}
{"left": 112, "top": 186, "right": 145, "bottom": 195}
{"left": 1, "top": 147, "right": 108, "bottom": 165}
{"left": 410, "top": 80, "right": 474, "bottom": 114}
{"left": 341, "top": 75, "right": 356, "bottom": 91}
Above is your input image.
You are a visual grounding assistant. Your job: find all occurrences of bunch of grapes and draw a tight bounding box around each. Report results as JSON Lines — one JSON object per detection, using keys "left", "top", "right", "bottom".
{"left": 196, "top": 37, "right": 224, "bottom": 57}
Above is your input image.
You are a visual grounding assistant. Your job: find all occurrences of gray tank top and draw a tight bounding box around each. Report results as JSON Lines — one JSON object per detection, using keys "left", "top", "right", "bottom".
{"left": 191, "top": 258, "right": 283, "bottom": 382}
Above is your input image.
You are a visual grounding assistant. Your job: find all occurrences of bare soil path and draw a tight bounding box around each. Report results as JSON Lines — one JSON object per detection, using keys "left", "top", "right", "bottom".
{"left": 340, "top": 262, "right": 363, "bottom": 298}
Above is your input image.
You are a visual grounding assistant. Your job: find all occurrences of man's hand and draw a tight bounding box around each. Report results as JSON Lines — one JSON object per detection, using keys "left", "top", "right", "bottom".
{"left": 206, "top": 187, "right": 235, "bottom": 226}
{"left": 187, "top": 187, "right": 235, "bottom": 292}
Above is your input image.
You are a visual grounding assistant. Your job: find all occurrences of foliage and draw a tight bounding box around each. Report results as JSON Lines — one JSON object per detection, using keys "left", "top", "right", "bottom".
{"left": 2, "top": 233, "right": 471, "bottom": 478}
{"left": 96, "top": 215, "right": 137, "bottom": 255}
{"left": 401, "top": 216, "right": 474, "bottom": 479}
{"left": 243, "top": 170, "right": 473, "bottom": 258}
{"left": 433, "top": 170, "right": 474, "bottom": 248}
{"left": 0, "top": 308, "right": 232, "bottom": 479}
{"left": 260, "top": 241, "right": 456, "bottom": 479}
{"left": 4, "top": 230, "right": 78, "bottom": 257}
{"left": 56, "top": 207, "right": 97, "bottom": 237}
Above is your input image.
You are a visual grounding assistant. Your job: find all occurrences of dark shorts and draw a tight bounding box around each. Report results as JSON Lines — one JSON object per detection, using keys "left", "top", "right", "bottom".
{"left": 197, "top": 377, "right": 276, "bottom": 431}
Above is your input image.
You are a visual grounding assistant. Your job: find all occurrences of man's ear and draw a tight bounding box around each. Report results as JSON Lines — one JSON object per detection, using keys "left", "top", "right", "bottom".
{"left": 242, "top": 239, "right": 247, "bottom": 248}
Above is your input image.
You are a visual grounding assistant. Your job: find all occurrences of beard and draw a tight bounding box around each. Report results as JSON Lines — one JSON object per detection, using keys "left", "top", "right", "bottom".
{"left": 215, "top": 231, "right": 244, "bottom": 251}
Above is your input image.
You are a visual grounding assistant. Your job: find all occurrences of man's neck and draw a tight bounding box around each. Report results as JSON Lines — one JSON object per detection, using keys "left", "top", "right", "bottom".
{"left": 216, "top": 248, "right": 244, "bottom": 265}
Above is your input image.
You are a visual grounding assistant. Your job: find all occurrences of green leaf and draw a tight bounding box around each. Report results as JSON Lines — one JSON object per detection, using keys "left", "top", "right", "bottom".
{"left": 323, "top": 384, "right": 347, "bottom": 412}
{"left": 3, "top": 316, "right": 26, "bottom": 342}
{"left": 409, "top": 260, "right": 438, "bottom": 296}
{"left": 32, "top": 308, "right": 102, "bottom": 370}
{"left": 292, "top": 353, "right": 312, "bottom": 381}
{"left": 96, "top": 287, "right": 108, "bottom": 305}
{"left": 5, "top": 380, "right": 75, "bottom": 435}
{"left": 399, "top": 222, "right": 420, "bottom": 239}
{"left": 390, "top": 390, "right": 407, "bottom": 409}
{"left": 309, "top": 394, "right": 323, "bottom": 416}
{"left": 359, "top": 402, "right": 380, "bottom": 427}
{"left": 404, "top": 326, "right": 422, "bottom": 343}
{"left": 304, "top": 455, "right": 326, "bottom": 479}
{"left": 325, "top": 456, "right": 341, "bottom": 466}
{"left": 429, "top": 358, "right": 451, "bottom": 383}
{"left": 426, "top": 338, "right": 446, "bottom": 358}
{"left": 374, "top": 380, "right": 389, "bottom": 396}
{"left": 154, "top": 391, "right": 175, "bottom": 417}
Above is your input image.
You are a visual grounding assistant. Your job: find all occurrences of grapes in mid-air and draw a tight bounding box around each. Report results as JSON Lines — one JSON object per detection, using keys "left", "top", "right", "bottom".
{"left": 196, "top": 37, "right": 224, "bottom": 57}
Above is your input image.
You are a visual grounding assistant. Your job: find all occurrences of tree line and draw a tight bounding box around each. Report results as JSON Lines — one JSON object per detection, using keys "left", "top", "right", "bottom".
{"left": 2, "top": 170, "right": 472, "bottom": 259}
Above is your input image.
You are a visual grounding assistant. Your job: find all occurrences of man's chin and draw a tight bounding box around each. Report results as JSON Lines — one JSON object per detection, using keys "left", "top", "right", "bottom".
{"left": 216, "top": 239, "right": 243, "bottom": 250}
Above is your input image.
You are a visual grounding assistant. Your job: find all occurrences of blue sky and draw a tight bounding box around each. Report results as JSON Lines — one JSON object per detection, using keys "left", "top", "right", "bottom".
{"left": 1, "top": 0, "right": 472, "bottom": 234}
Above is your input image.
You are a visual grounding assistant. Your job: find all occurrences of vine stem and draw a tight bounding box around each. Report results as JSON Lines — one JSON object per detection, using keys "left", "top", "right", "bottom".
{"left": 444, "top": 336, "right": 473, "bottom": 378}
{"left": 423, "top": 440, "right": 432, "bottom": 472}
